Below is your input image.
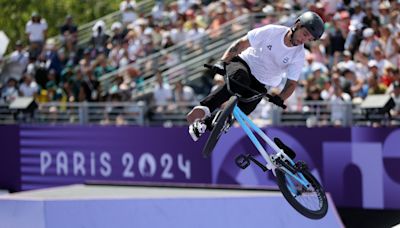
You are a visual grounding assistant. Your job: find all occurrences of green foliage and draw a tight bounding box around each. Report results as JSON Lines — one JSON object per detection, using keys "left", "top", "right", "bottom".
{"left": 0, "top": 0, "right": 120, "bottom": 54}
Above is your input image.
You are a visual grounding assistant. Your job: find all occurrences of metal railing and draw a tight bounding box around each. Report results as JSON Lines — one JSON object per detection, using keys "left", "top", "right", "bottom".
{"left": 0, "top": 102, "right": 146, "bottom": 125}
{"left": 1, "top": 100, "right": 399, "bottom": 126}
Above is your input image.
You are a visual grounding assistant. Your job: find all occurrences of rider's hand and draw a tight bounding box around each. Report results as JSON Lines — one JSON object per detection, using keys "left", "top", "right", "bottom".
{"left": 269, "top": 95, "right": 286, "bottom": 109}
{"left": 211, "top": 60, "right": 227, "bottom": 75}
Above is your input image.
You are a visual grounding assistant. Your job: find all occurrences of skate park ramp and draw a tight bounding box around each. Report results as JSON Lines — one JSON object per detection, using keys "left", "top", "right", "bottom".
{"left": 0, "top": 183, "right": 343, "bottom": 228}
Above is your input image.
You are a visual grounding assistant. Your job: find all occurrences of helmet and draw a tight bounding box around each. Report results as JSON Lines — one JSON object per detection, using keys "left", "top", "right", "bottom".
{"left": 296, "top": 11, "right": 325, "bottom": 40}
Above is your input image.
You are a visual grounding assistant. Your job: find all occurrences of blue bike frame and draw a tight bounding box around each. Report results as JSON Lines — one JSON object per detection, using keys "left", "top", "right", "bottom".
{"left": 232, "top": 105, "right": 310, "bottom": 189}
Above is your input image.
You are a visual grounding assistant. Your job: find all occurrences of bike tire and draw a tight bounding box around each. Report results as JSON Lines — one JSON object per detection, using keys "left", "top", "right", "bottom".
{"left": 202, "top": 96, "right": 238, "bottom": 158}
{"left": 275, "top": 166, "right": 328, "bottom": 219}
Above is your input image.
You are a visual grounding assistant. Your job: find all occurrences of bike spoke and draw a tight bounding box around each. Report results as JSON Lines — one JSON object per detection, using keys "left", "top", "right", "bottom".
{"left": 285, "top": 173, "right": 322, "bottom": 211}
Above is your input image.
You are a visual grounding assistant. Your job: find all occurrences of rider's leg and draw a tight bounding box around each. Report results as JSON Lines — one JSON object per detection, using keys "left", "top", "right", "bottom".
{"left": 187, "top": 61, "right": 252, "bottom": 125}
{"left": 187, "top": 59, "right": 257, "bottom": 141}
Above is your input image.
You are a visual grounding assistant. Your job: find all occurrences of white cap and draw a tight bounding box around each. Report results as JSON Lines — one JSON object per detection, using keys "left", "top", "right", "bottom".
{"left": 262, "top": 5, "right": 274, "bottom": 15}
{"left": 368, "top": 59, "right": 378, "bottom": 68}
{"left": 111, "top": 22, "right": 122, "bottom": 30}
{"left": 363, "top": 28, "right": 374, "bottom": 38}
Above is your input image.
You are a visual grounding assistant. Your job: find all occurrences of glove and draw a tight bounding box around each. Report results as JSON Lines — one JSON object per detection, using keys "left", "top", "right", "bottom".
{"left": 269, "top": 95, "right": 286, "bottom": 109}
{"left": 211, "top": 60, "right": 227, "bottom": 75}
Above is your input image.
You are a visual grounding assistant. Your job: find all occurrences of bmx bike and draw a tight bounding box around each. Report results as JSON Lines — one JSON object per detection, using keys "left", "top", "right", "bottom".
{"left": 201, "top": 64, "right": 328, "bottom": 219}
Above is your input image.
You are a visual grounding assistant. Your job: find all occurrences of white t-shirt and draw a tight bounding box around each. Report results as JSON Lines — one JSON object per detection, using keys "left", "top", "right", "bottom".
{"left": 239, "top": 24, "right": 305, "bottom": 87}
{"left": 120, "top": 0, "right": 137, "bottom": 24}
{"left": 25, "top": 20, "right": 48, "bottom": 42}
{"left": 153, "top": 83, "right": 172, "bottom": 105}
{"left": 19, "top": 82, "right": 39, "bottom": 97}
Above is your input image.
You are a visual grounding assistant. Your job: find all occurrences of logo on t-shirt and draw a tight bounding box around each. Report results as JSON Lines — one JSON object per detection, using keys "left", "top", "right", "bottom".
{"left": 267, "top": 45, "right": 272, "bottom": 50}
{"left": 283, "top": 57, "right": 289, "bottom": 63}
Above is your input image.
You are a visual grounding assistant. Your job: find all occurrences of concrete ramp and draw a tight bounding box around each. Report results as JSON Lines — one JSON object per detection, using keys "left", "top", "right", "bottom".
{"left": 0, "top": 184, "right": 343, "bottom": 228}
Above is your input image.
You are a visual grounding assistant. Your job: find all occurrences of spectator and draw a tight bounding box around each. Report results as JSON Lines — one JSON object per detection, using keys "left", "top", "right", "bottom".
{"left": 307, "top": 65, "right": 329, "bottom": 90}
{"left": 1, "top": 78, "right": 19, "bottom": 104}
{"left": 362, "top": 4, "right": 380, "bottom": 29}
{"left": 337, "top": 50, "right": 356, "bottom": 72}
{"left": 93, "top": 54, "right": 115, "bottom": 79}
{"left": 390, "top": 81, "right": 400, "bottom": 117}
{"left": 90, "top": 20, "right": 110, "bottom": 54}
{"left": 177, "top": 0, "right": 197, "bottom": 14}
{"left": 120, "top": 0, "right": 137, "bottom": 26}
{"left": 161, "top": 32, "right": 175, "bottom": 49}
{"left": 60, "top": 15, "right": 78, "bottom": 51}
{"left": 9, "top": 40, "right": 29, "bottom": 69}
{"left": 378, "top": 1, "right": 391, "bottom": 25}
{"left": 8, "top": 40, "right": 29, "bottom": 79}
{"left": 353, "top": 50, "right": 370, "bottom": 81}
{"left": 81, "top": 47, "right": 93, "bottom": 65}
{"left": 19, "top": 73, "right": 39, "bottom": 97}
{"left": 325, "top": 13, "right": 346, "bottom": 64}
{"left": 152, "top": 71, "right": 172, "bottom": 113}
{"left": 386, "top": 68, "right": 400, "bottom": 94}
{"left": 342, "top": 69, "right": 367, "bottom": 99}
{"left": 330, "top": 85, "right": 351, "bottom": 126}
{"left": 309, "top": 41, "right": 328, "bottom": 65}
{"left": 110, "top": 22, "right": 125, "bottom": 45}
{"left": 358, "top": 28, "right": 380, "bottom": 59}
{"left": 373, "top": 47, "right": 392, "bottom": 75}
{"left": 170, "top": 21, "right": 187, "bottom": 44}
{"left": 208, "top": 8, "right": 229, "bottom": 39}
{"left": 25, "top": 12, "right": 48, "bottom": 58}
{"left": 388, "top": 11, "right": 400, "bottom": 35}
{"left": 367, "top": 75, "right": 387, "bottom": 95}
{"left": 173, "top": 80, "right": 196, "bottom": 103}
{"left": 305, "top": 85, "right": 323, "bottom": 102}
{"left": 378, "top": 26, "right": 400, "bottom": 67}
{"left": 380, "top": 65, "right": 395, "bottom": 87}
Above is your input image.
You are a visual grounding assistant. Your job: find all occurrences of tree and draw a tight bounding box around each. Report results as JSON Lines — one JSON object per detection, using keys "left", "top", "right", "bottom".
{"left": 0, "top": 0, "right": 119, "bottom": 55}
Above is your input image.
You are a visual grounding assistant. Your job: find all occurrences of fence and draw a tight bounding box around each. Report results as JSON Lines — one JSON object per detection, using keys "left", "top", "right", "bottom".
{"left": 1, "top": 100, "right": 398, "bottom": 126}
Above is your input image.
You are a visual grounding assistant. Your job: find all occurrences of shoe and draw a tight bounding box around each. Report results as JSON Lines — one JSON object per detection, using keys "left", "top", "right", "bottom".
{"left": 274, "top": 137, "right": 296, "bottom": 160}
{"left": 186, "top": 106, "right": 211, "bottom": 125}
{"left": 189, "top": 121, "right": 207, "bottom": 141}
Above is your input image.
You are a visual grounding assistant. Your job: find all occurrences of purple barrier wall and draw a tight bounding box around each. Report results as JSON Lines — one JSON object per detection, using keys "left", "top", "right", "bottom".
{"left": 1, "top": 125, "right": 398, "bottom": 209}
{"left": 19, "top": 125, "right": 211, "bottom": 190}
{"left": 212, "top": 127, "right": 400, "bottom": 210}
{"left": 0, "top": 125, "right": 20, "bottom": 192}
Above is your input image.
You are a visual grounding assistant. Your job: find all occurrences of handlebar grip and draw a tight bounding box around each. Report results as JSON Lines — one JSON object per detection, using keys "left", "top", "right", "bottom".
{"left": 204, "top": 64, "right": 213, "bottom": 69}
{"left": 204, "top": 63, "right": 225, "bottom": 76}
{"left": 266, "top": 94, "right": 287, "bottom": 109}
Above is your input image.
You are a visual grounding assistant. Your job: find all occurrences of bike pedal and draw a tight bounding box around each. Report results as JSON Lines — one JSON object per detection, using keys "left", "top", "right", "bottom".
{"left": 235, "top": 154, "right": 251, "bottom": 169}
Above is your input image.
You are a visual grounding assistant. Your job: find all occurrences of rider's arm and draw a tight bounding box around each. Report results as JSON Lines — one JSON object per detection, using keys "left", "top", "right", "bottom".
{"left": 279, "top": 79, "right": 298, "bottom": 101}
{"left": 221, "top": 36, "right": 250, "bottom": 63}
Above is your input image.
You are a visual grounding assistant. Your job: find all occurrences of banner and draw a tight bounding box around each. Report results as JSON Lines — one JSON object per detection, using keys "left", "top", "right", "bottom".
{"left": 20, "top": 125, "right": 211, "bottom": 190}
{"left": 9, "top": 125, "right": 400, "bottom": 209}
{"left": 213, "top": 127, "right": 400, "bottom": 209}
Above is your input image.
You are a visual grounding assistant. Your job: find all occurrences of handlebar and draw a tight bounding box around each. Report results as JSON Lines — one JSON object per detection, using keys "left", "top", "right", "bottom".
{"left": 204, "top": 64, "right": 287, "bottom": 109}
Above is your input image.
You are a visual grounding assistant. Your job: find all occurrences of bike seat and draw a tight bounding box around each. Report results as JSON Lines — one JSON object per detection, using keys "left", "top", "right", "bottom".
{"left": 274, "top": 137, "right": 296, "bottom": 160}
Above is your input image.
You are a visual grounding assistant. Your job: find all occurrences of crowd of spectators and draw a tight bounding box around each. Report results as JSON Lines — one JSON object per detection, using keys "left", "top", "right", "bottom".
{"left": 0, "top": 0, "right": 400, "bottom": 125}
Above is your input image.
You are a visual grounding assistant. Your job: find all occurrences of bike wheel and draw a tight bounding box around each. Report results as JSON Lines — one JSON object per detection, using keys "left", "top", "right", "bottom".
{"left": 202, "top": 96, "right": 238, "bottom": 158}
{"left": 275, "top": 165, "right": 328, "bottom": 219}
